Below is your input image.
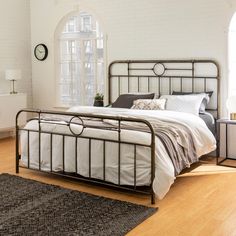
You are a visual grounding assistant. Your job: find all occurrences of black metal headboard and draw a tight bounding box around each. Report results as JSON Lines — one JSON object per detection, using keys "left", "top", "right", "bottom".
{"left": 108, "top": 60, "right": 220, "bottom": 118}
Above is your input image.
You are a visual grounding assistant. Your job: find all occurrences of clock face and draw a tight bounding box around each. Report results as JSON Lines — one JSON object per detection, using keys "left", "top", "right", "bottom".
{"left": 34, "top": 44, "right": 48, "bottom": 61}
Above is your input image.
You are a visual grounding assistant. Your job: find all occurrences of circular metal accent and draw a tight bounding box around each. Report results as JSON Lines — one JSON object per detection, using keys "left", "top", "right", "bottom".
{"left": 153, "top": 63, "right": 165, "bottom": 76}
{"left": 68, "top": 116, "right": 84, "bottom": 136}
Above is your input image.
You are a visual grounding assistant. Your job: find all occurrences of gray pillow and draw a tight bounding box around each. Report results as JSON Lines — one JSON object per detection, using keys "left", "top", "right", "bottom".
{"left": 172, "top": 91, "right": 213, "bottom": 114}
{"left": 112, "top": 93, "right": 155, "bottom": 108}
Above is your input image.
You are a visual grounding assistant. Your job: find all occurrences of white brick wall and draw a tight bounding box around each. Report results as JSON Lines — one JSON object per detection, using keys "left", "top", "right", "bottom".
{"left": 30, "top": 0, "right": 236, "bottom": 116}
{"left": 0, "top": 0, "right": 32, "bottom": 107}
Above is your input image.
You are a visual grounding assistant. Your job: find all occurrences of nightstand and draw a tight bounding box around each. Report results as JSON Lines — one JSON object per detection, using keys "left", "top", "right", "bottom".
{"left": 217, "top": 118, "right": 236, "bottom": 167}
{"left": 0, "top": 93, "right": 27, "bottom": 132}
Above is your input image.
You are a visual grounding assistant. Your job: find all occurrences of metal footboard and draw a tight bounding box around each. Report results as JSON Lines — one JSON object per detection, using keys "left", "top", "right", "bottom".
{"left": 16, "top": 109, "right": 156, "bottom": 204}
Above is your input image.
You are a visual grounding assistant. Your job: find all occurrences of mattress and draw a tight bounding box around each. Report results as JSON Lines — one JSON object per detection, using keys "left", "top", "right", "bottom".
{"left": 20, "top": 107, "right": 216, "bottom": 200}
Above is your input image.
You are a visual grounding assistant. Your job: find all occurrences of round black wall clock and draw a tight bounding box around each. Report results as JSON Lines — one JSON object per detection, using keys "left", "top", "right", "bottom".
{"left": 34, "top": 44, "right": 48, "bottom": 61}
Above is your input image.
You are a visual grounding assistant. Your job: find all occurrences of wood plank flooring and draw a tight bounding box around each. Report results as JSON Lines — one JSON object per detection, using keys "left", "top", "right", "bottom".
{"left": 1, "top": 137, "right": 236, "bottom": 236}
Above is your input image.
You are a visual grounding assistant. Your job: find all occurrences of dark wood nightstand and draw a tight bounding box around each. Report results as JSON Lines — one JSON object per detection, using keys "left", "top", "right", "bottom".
{"left": 217, "top": 119, "right": 236, "bottom": 167}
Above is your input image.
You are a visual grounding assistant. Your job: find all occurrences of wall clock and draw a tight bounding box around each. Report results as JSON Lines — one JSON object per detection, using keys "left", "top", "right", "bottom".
{"left": 34, "top": 44, "right": 48, "bottom": 61}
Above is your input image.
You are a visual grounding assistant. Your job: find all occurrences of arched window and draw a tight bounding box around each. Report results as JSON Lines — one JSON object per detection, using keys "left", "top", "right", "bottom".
{"left": 229, "top": 13, "right": 236, "bottom": 96}
{"left": 57, "top": 11, "right": 105, "bottom": 106}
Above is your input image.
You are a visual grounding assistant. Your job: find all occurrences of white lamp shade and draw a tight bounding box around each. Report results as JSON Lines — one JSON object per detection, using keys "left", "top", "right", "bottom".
{"left": 226, "top": 96, "right": 236, "bottom": 113}
{"left": 5, "top": 69, "right": 21, "bottom": 81}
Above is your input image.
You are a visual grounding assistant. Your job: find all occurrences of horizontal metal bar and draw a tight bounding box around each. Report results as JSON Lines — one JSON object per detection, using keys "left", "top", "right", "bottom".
{"left": 129, "top": 67, "right": 192, "bottom": 71}
{"left": 109, "top": 75, "right": 218, "bottom": 79}
{"left": 219, "top": 157, "right": 236, "bottom": 162}
{"left": 19, "top": 165, "right": 153, "bottom": 196}
{"left": 166, "top": 68, "right": 192, "bottom": 71}
{"left": 109, "top": 59, "right": 219, "bottom": 71}
{"left": 17, "top": 109, "right": 157, "bottom": 126}
{"left": 31, "top": 119, "right": 122, "bottom": 132}
{"left": 110, "top": 59, "right": 219, "bottom": 64}
{"left": 217, "top": 158, "right": 228, "bottom": 165}
{"left": 129, "top": 68, "right": 153, "bottom": 71}
{"left": 217, "top": 163, "right": 236, "bottom": 168}
{"left": 225, "top": 158, "right": 236, "bottom": 161}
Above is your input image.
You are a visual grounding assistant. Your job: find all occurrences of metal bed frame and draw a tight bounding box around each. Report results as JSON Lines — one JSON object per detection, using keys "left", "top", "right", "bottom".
{"left": 16, "top": 59, "right": 220, "bottom": 204}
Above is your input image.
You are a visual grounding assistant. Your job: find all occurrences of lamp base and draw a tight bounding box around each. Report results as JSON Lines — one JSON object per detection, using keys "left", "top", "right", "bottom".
{"left": 9, "top": 80, "right": 18, "bottom": 94}
{"left": 230, "top": 113, "right": 236, "bottom": 120}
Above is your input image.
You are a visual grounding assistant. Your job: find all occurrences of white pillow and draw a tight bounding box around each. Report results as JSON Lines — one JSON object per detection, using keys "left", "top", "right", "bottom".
{"left": 160, "top": 94, "right": 206, "bottom": 116}
{"left": 131, "top": 99, "right": 166, "bottom": 110}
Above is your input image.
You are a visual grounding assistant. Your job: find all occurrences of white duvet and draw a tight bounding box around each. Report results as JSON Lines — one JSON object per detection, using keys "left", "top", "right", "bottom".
{"left": 21, "top": 106, "right": 216, "bottom": 199}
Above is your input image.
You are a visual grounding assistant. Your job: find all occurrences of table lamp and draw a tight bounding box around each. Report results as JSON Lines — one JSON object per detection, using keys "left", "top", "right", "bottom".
{"left": 226, "top": 95, "right": 236, "bottom": 120}
{"left": 5, "top": 69, "right": 21, "bottom": 94}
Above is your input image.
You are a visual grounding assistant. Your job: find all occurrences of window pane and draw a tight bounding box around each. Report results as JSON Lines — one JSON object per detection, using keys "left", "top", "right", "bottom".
{"left": 59, "top": 11, "right": 105, "bottom": 106}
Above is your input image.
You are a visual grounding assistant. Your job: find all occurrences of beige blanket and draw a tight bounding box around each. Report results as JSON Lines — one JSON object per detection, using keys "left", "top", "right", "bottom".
{"left": 104, "top": 117, "right": 198, "bottom": 176}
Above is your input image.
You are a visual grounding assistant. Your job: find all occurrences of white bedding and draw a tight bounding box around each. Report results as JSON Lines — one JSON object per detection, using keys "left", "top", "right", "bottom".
{"left": 21, "top": 106, "right": 216, "bottom": 199}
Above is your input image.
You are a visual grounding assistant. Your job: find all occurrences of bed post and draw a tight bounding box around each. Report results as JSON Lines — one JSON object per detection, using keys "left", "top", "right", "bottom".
{"left": 151, "top": 125, "right": 156, "bottom": 204}
{"left": 142, "top": 119, "right": 156, "bottom": 204}
{"left": 15, "top": 110, "right": 21, "bottom": 174}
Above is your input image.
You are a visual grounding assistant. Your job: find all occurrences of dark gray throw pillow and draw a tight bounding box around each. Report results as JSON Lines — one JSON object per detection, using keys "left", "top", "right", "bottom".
{"left": 112, "top": 93, "right": 155, "bottom": 108}
{"left": 172, "top": 91, "right": 213, "bottom": 114}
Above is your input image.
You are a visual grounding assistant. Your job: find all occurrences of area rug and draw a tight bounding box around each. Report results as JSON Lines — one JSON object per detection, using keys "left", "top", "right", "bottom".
{"left": 0, "top": 174, "right": 157, "bottom": 235}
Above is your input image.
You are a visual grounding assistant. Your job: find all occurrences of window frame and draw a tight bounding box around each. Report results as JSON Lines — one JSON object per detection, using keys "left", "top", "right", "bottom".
{"left": 54, "top": 10, "right": 107, "bottom": 108}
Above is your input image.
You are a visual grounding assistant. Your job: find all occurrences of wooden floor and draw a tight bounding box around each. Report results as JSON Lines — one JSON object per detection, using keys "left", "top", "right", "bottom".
{"left": 1, "top": 137, "right": 236, "bottom": 236}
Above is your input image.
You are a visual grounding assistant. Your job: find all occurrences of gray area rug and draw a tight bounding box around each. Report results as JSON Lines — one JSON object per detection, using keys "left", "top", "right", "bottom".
{"left": 0, "top": 174, "right": 157, "bottom": 236}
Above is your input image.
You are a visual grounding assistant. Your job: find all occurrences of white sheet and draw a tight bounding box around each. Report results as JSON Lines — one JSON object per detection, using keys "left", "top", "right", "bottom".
{"left": 21, "top": 106, "right": 216, "bottom": 199}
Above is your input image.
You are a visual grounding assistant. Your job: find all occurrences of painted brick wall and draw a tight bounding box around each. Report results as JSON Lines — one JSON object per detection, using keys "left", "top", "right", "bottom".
{"left": 0, "top": 0, "right": 32, "bottom": 138}
{"left": 0, "top": 0, "right": 32, "bottom": 107}
{"left": 30, "top": 0, "right": 236, "bottom": 116}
